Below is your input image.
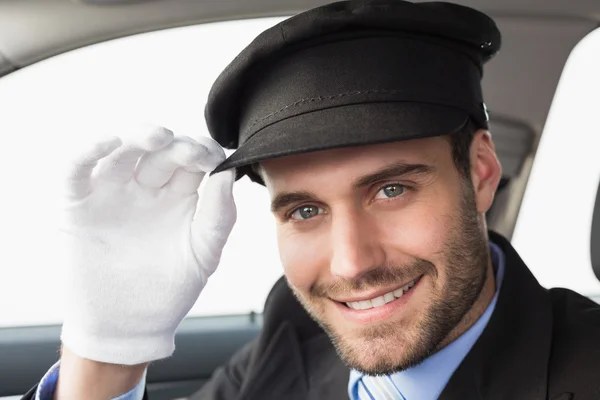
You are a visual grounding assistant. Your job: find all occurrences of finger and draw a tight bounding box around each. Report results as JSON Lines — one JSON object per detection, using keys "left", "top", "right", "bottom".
{"left": 164, "top": 168, "right": 206, "bottom": 195}
{"left": 135, "top": 136, "right": 225, "bottom": 188}
{"left": 191, "top": 169, "right": 237, "bottom": 283}
{"left": 135, "top": 137, "right": 205, "bottom": 188}
{"left": 163, "top": 136, "right": 227, "bottom": 194}
{"left": 192, "top": 136, "right": 227, "bottom": 170}
{"left": 96, "top": 125, "right": 173, "bottom": 182}
{"left": 64, "top": 136, "right": 122, "bottom": 199}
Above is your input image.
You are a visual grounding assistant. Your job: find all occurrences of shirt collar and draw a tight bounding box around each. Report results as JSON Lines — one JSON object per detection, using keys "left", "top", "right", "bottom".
{"left": 348, "top": 241, "right": 506, "bottom": 400}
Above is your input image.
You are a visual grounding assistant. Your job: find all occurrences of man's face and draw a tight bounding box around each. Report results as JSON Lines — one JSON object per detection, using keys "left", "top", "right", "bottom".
{"left": 260, "top": 132, "right": 500, "bottom": 375}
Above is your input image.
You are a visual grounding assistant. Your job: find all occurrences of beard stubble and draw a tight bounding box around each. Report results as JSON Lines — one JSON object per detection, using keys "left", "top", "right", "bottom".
{"left": 290, "top": 180, "right": 491, "bottom": 375}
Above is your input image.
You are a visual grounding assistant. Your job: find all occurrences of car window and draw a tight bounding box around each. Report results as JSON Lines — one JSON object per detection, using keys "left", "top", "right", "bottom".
{"left": 0, "top": 17, "right": 288, "bottom": 328}
{"left": 512, "top": 27, "right": 600, "bottom": 298}
{"left": 2, "top": 21, "right": 599, "bottom": 328}
{"left": 592, "top": 181, "right": 600, "bottom": 281}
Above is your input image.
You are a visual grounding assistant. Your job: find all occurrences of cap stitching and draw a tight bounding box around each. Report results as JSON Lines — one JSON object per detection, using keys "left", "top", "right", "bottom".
{"left": 246, "top": 88, "right": 475, "bottom": 131}
{"left": 247, "top": 88, "right": 406, "bottom": 130}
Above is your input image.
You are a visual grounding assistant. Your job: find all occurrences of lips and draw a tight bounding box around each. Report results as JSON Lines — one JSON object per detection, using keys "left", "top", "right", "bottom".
{"left": 332, "top": 276, "right": 423, "bottom": 324}
{"left": 345, "top": 277, "right": 419, "bottom": 310}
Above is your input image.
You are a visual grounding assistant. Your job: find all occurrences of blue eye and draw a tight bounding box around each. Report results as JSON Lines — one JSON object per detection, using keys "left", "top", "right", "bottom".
{"left": 375, "top": 184, "right": 406, "bottom": 199}
{"left": 290, "top": 205, "right": 321, "bottom": 220}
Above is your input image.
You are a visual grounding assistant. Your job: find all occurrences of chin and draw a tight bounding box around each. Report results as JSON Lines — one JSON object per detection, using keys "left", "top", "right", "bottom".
{"left": 323, "top": 317, "right": 431, "bottom": 375}
{"left": 295, "top": 291, "right": 435, "bottom": 375}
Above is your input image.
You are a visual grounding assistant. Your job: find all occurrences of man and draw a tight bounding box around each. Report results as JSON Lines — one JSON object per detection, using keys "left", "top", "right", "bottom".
{"left": 22, "top": 1, "right": 600, "bottom": 399}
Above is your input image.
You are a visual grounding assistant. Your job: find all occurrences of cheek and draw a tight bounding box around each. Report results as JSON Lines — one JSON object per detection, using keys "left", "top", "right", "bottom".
{"left": 276, "top": 226, "right": 329, "bottom": 292}
{"left": 377, "top": 195, "right": 454, "bottom": 268}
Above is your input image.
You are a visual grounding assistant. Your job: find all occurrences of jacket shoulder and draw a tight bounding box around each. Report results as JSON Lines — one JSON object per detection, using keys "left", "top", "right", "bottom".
{"left": 189, "top": 276, "right": 322, "bottom": 400}
{"left": 549, "top": 287, "right": 600, "bottom": 342}
{"left": 188, "top": 337, "right": 257, "bottom": 400}
{"left": 548, "top": 288, "right": 600, "bottom": 397}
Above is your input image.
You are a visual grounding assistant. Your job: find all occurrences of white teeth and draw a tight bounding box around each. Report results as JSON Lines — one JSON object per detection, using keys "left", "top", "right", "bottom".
{"left": 358, "top": 300, "right": 372, "bottom": 310}
{"left": 371, "top": 296, "right": 386, "bottom": 307}
{"left": 383, "top": 293, "right": 395, "bottom": 303}
{"left": 345, "top": 278, "right": 418, "bottom": 310}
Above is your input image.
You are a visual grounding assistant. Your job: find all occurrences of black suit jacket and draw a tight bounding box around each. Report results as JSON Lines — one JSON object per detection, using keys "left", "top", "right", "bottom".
{"left": 22, "top": 232, "right": 600, "bottom": 399}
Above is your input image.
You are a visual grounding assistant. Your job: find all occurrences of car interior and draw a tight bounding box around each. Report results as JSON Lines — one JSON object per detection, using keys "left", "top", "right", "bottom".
{"left": 0, "top": 0, "right": 599, "bottom": 399}
{"left": 592, "top": 181, "right": 600, "bottom": 282}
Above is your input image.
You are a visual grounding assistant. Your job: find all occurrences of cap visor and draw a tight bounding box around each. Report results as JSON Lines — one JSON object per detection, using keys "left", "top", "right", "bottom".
{"left": 214, "top": 102, "right": 468, "bottom": 174}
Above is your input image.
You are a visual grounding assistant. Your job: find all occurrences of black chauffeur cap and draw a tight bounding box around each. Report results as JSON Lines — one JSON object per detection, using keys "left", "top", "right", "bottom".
{"left": 207, "top": 0, "right": 501, "bottom": 184}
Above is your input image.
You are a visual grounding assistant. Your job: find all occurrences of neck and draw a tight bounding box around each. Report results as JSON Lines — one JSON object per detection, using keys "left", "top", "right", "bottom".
{"left": 437, "top": 254, "right": 496, "bottom": 350}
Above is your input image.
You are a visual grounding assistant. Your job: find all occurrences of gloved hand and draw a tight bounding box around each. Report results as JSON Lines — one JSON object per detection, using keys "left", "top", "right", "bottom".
{"left": 58, "top": 125, "right": 237, "bottom": 365}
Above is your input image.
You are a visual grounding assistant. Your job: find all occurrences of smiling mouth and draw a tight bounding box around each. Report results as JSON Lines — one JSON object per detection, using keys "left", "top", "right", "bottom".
{"left": 343, "top": 277, "right": 421, "bottom": 310}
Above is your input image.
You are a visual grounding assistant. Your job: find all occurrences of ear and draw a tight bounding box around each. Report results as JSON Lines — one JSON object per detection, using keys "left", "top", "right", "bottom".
{"left": 469, "top": 130, "right": 502, "bottom": 214}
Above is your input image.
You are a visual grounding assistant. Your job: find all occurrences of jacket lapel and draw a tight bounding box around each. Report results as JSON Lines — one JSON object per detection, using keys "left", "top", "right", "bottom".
{"left": 239, "top": 321, "right": 350, "bottom": 400}
{"left": 303, "top": 333, "right": 351, "bottom": 400}
{"left": 439, "top": 232, "right": 553, "bottom": 400}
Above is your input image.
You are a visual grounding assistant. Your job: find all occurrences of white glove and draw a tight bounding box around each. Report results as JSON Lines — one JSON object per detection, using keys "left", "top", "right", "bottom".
{"left": 58, "top": 125, "right": 237, "bottom": 365}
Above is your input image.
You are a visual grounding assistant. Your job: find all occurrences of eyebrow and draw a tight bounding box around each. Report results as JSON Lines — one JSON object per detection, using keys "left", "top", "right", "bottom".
{"left": 269, "top": 162, "right": 436, "bottom": 214}
{"left": 271, "top": 191, "right": 318, "bottom": 214}
{"left": 353, "top": 162, "right": 436, "bottom": 188}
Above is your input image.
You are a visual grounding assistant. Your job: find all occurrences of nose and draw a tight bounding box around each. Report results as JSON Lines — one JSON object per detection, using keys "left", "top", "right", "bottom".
{"left": 329, "top": 208, "right": 386, "bottom": 280}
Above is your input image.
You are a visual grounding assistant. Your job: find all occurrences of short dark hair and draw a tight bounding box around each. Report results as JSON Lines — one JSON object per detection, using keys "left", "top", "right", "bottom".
{"left": 447, "top": 118, "right": 478, "bottom": 179}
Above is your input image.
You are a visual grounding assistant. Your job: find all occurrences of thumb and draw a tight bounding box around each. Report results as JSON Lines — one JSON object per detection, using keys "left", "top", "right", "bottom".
{"left": 190, "top": 169, "right": 237, "bottom": 280}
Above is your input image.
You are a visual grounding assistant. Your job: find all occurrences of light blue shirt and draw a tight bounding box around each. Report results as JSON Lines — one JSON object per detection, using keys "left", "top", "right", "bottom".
{"left": 348, "top": 242, "right": 506, "bottom": 400}
{"left": 36, "top": 242, "right": 505, "bottom": 400}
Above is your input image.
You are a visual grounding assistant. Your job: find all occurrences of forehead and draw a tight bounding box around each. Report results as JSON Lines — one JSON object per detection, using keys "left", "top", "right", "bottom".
{"left": 260, "top": 136, "right": 450, "bottom": 187}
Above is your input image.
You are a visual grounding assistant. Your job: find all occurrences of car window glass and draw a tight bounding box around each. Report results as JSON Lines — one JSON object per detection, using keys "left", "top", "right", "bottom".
{"left": 591, "top": 182, "right": 600, "bottom": 281}
{"left": 512, "top": 27, "right": 600, "bottom": 297}
{"left": 0, "top": 17, "right": 287, "bottom": 327}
